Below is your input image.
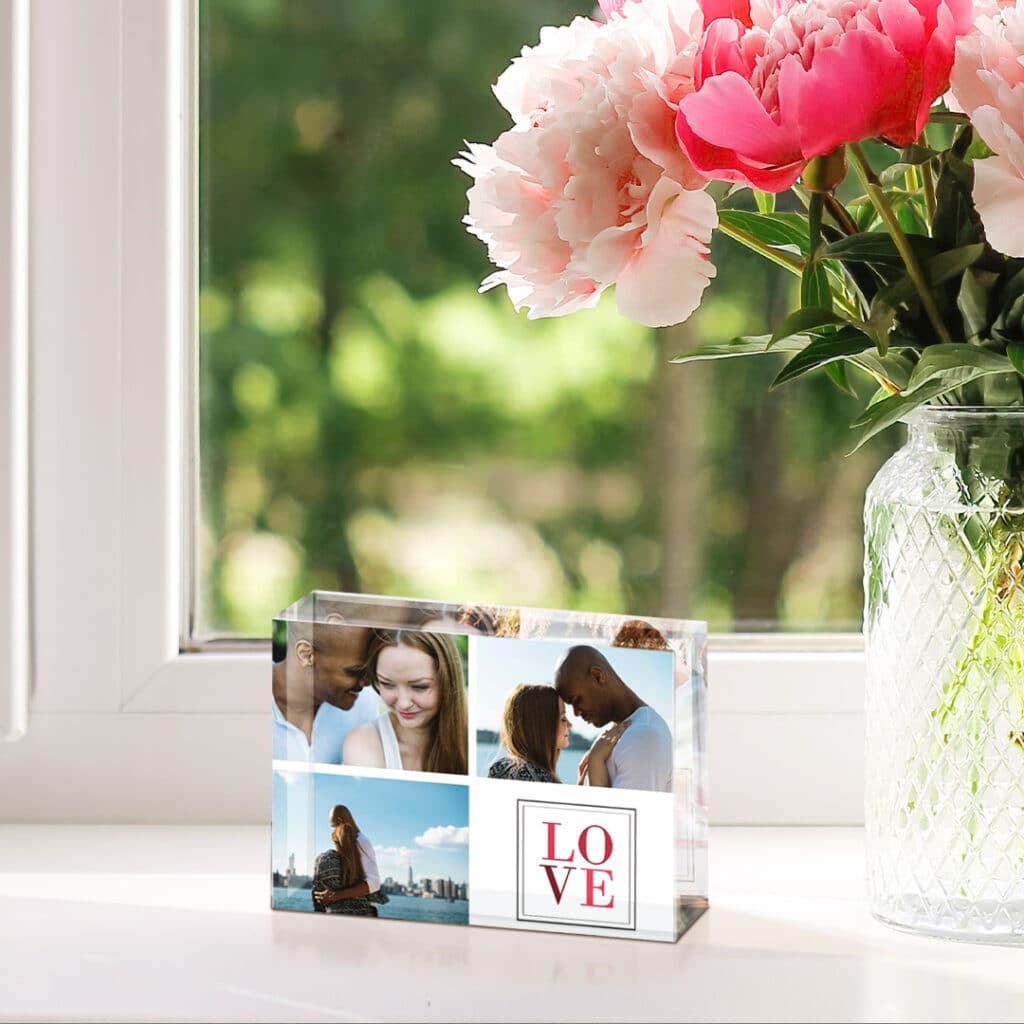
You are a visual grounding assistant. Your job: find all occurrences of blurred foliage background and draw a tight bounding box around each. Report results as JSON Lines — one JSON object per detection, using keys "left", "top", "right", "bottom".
{"left": 199, "top": 0, "right": 898, "bottom": 637}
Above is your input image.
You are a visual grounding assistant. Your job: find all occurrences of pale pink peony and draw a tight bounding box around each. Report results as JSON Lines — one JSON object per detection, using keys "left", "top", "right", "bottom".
{"left": 949, "top": 0, "right": 1024, "bottom": 256}
{"left": 456, "top": 0, "right": 718, "bottom": 328}
{"left": 675, "top": 0, "right": 975, "bottom": 192}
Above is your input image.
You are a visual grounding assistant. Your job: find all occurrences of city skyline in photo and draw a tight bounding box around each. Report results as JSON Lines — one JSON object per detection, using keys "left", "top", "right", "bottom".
{"left": 272, "top": 770, "right": 469, "bottom": 881}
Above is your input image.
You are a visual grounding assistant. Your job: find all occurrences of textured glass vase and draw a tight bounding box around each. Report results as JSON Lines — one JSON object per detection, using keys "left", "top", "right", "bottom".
{"left": 865, "top": 407, "right": 1024, "bottom": 942}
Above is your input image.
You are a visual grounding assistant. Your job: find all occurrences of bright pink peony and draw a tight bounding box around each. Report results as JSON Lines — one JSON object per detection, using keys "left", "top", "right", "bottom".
{"left": 949, "top": 0, "right": 1024, "bottom": 256}
{"left": 457, "top": 0, "right": 718, "bottom": 327}
{"left": 675, "top": 0, "right": 975, "bottom": 192}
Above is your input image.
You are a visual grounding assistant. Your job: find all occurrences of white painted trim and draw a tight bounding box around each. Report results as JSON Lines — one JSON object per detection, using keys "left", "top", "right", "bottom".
{"left": 118, "top": 0, "right": 189, "bottom": 709}
{"left": 0, "top": 0, "right": 30, "bottom": 743}
{"left": 31, "top": 0, "right": 125, "bottom": 715}
{"left": 7, "top": 0, "right": 870, "bottom": 825}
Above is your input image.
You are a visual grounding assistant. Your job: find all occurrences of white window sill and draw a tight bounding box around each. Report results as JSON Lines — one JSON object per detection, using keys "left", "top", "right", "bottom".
{"left": 3, "top": 825, "right": 1021, "bottom": 1022}
{"left": 0, "top": 648, "right": 866, "bottom": 825}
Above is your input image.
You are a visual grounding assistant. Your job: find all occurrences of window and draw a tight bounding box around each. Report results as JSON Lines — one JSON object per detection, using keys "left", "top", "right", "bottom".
{"left": 9, "top": 0, "right": 865, "bottom": 827}
{"left": 197, "top": 0, "right": 897, "bottom": 641}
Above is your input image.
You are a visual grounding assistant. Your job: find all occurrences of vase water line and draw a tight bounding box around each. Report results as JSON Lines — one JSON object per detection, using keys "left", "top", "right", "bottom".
{"left": 865, "top": 407, "right": 1024, "bottom": 942}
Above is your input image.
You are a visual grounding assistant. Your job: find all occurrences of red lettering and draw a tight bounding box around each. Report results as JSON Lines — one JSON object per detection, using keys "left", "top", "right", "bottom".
{"left": 543, "top": 821, "right": 575, "bottom": 862}
{"left": 543, "top": 864, "right": 575, "bottom": 904}
{"left": 582, "top": 868, "right": 615, "bottom": 908}
{"left": 579, "top": 825, "right": 613, "bottom": 865}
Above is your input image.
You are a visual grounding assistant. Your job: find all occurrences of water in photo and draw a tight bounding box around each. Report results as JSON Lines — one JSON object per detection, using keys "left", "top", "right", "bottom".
{"left": 272, "top": 770, "right": 470, "bottom": 925}
{"left": 474, "top": 637, "right": 675, "bottom": 793}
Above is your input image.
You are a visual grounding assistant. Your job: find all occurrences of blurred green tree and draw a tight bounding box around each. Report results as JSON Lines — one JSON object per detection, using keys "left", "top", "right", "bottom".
{"left": 200, "top": 0, "right": 896, "bottom": 636}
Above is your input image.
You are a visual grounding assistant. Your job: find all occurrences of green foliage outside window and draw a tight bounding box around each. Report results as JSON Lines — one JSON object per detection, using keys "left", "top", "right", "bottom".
{"left": 199, "top": 0, "right": 897, "bottom": 636}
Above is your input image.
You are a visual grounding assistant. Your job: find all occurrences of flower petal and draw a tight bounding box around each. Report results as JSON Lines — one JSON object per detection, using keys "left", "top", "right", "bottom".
{"left": 973, "top": 151, "right": 1024, "bottom": 257}
{"left": 678, "top": 70, "right": 802, "bottom": 167}
{"left": 614, "top": 179, "right": 718, "bottom": 327}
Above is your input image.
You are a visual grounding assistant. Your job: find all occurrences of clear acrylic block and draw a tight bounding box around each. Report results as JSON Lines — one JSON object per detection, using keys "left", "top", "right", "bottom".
{"left": 271, "top": 591, "right": 708, "bottom": 941}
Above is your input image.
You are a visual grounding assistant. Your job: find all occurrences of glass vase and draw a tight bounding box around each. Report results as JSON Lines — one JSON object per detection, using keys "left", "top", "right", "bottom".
{"left": 865, "top": 407, "right": 1024, "bottom": 942}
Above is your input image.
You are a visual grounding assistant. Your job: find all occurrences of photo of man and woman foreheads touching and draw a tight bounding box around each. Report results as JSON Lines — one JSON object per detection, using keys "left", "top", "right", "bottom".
{"left": 475, "top": 636, "right": 675, "bottom": 794}
{"left": 272, "top": 615, "right": 677, "bottom": 794}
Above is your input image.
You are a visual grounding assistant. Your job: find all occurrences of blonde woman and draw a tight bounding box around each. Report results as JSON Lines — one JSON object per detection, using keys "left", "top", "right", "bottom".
{"left": 312, "top": 804, "right": 382, "bottom": 916}
{"left": 488, "top": 683, "right": 571, "bottom": 783}
{"left": 343, "top": 630, "right": 468, "bottom": 775}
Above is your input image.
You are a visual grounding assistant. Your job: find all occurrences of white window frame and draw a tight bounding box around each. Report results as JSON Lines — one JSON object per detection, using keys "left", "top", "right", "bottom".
{"left": 0, "top": 0, "right": 29, "bottom": 743}
{"left": 0, "top": 0, "right": 866, "bottom": 826}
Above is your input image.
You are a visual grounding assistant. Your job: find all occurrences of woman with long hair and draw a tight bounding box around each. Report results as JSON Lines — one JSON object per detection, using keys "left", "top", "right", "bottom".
{"left": 312, "top": 804, "right": 384, "bottom": 915}
{"left": 487, "top": 683, "right": 571, "bottom": 783}
{"left": 342, "top": 630, "right": 468, "bottom": 775}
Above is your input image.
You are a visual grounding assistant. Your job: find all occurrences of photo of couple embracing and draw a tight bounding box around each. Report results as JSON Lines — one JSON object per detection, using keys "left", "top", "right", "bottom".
{"left": 479, "top": 640, "right": 675, "bottom": 794}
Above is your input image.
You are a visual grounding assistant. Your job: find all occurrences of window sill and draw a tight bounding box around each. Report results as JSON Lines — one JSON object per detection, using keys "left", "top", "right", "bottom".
{"left": 0, "top": 647, "right": 866, "bottom": 824}
{"left": 2, "top": 825, "right": 1019, "bottom": 1022}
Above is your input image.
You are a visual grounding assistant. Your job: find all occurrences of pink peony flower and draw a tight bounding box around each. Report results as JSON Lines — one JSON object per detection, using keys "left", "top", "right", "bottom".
{"left": 456, "top": 0, "right": 718, "bottom": 328}
{"left": 675, "top": 0, "right": 975, "bottom": 192}
{"left": 949, "top": 0, "right": 1024, "bottom": 256}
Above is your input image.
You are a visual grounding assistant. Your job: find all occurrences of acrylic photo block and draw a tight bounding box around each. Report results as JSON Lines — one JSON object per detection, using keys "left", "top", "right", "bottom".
{"left": 271, "top": 592, "right": 708, "bottom": 942}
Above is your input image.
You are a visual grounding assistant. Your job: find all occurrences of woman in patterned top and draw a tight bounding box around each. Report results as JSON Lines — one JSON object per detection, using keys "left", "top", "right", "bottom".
{"left": 488, "top": 683, "right": 570, "bottom": 783}
{"left": 312, "top": 804, "right": 383, "bottom": 915}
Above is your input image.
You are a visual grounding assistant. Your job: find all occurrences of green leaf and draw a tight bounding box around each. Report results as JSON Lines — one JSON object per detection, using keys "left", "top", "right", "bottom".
{"left": 926, "top": 243, "right": 987, "bottom": 286}
{"left": 769, "top": 306, "right": 845, "bottom": 347}
{"left": 771, "top": 327, "right": 878, "bottom": 388}
{"left": 824, "top": 361, "right": 857, "bottom": 396}
{"left": 754, "top": 190, "right": 775, "bottom": 215}
{"left": 849, "top": 350, "right": 916, "bottom": 392}
{"left": 671, "top": 334, "right": 806, "bottom": 363}
{"left": 957, "top": 268, "right": 995, "bottom": 344}
{"left": 872, "top": 243, "right": 986, "bottom": 314}
{"left": 879, "top": 165, "right": 912, "bottom": 189}
{"left": 801, "top": 261, "right": 831, "bottom": 311}
{"left": 717, "top": 210, "right": 809, "bottom": 256}
{"left": 979, "top": 372, "right": 1024, "bottom": 406}
{"left": 964, "top": 133, "right": 994, "bottom": 163}
{"left": 1008, "top": 343, "right": 1024, "bottom": 375}
{"left": 905, "top": 344, "right": 1014, "bottom": 390}
{"left": 898, "top": 144, "right": 941, "bottom": 165}
{"left": 933, "top": 128, "right": 982, "bottom": 250}
{"left": 864, "top": 297, "right": 899, "bottom": 355}
{"left": 821, "top": 232, "right": 937, "bottom": 267}
{"left": 849, "top": 378, "right": 964, "bottom": 451}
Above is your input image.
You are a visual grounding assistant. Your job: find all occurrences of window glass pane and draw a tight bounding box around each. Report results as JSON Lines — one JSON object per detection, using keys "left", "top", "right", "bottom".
{"left": 198, "top": 0, "right": 897, "bottom": 637}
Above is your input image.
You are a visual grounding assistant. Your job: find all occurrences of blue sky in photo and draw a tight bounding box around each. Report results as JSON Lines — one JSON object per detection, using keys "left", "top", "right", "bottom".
{"left": 474, "top": 636, "right": 674, "bottom": 742}
{"left": 272, "top": 770, "right": 469, "bottom": 883}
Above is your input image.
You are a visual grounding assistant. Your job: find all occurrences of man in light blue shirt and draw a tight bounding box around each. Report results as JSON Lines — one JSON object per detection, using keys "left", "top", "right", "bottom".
{"left": 272, "top": 620, "right": 381, "bottom": 764}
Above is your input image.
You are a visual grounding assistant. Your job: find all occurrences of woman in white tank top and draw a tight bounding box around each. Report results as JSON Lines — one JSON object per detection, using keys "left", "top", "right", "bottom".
{"left": 342, "top": 629, "right": 468, "bottom": 775}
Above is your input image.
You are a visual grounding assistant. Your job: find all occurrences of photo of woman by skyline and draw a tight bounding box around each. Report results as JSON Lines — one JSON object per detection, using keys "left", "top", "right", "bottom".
{"left": 272, "top": 770, "right": 470, "bottom": 925}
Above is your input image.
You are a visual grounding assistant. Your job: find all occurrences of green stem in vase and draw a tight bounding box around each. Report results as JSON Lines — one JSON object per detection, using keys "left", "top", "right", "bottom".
{"left": 848, "top": 142, "right": 953, "bottom": 346}
{"left": 910, "top": 528, "right": 1024, "bottom": 854}
{"left": 900, "top": 420, "right": 1024, "bottom": 852}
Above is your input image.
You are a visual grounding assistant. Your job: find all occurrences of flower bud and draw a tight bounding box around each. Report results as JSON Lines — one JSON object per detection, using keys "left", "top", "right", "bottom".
{"left": 802, "top": 148, "right": 848, "bottom": 194}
